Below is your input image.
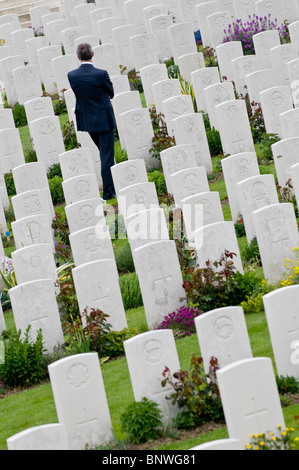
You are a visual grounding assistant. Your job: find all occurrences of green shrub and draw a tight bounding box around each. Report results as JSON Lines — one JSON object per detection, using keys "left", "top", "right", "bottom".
{"left": 53, "top": 95, "right": 67, "bottom": 116}
{"left": 234, "top": 215, "right": 246, "bottom": 238}
{"left": 108, "top": 213, "right": 127, "bottom": 241}
{"left": 162, "top": 355, "right": 224, "bottom": 429}
{"left": 96, "top": 327, "right": 138, "bottom": 359}
{"left": 183, "top": 250, "right": 263, "bottom": 313}
{"left": 115, "top": 243, "right": 135, "bottom": 274}
{"left": 119, "top": 272, "right": 143, "bottom": 310}
{"left": 4, "top": 172, "right": 16, "bottom": 197}
{"left": 47, "top": 163, "right": 62, "bottom": 179}
{"left": 48, "top": 175, "right": 64, "bottom": 204}
{"left": 24, "top": 138, "right": 37, "bottom": 163}
{"left": 12, "top": 103, "right": 27, "bottom": 127}
{"left": 241, "top": 237, "right": 262, "bottom": 267}
{"left": 147, "top": 170, "right": 167, "bottom": 197}
{"left": 0, "top": 326, "right": 47, "bottom": 388}
{"left": 61, "top": 120, "right": 80, "bottom": 151}
{"left": 206, "top": 127, "right": 223, "bottom": 157}
{"left": 120, "top": 397, "right": 163, "bottom": 444}
{"left": 276, "top": 376, "right": 299, "bottom": 395}
{"left": 167, "top": 64, "right": 180, "bottom": 79}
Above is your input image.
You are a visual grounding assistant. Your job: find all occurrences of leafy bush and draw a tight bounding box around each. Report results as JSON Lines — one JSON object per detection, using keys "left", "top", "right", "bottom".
{"left": 149, "top": 106, "right": 176, "bottom": 161}
{"left": 206, "top": 127, "right": 223, "bottom": 157}
{"left": 241, "top": 279, "right": 276, "bottom": 314}
{"left": 120, "top": 398, "right": 163, "bottom": 444}
{"left": 162, "top": 355, "right": 224, "bottom": 429}
{"left": 53, "top": 93, "right": 67, "bottom": 115}
{"left": 147, "top": 170, "right": 167, "bottom": 197}
{"left": 12, "top": 103, "right": 27, "bottom": 127}
{"left": 167, "top": 64, "right": 180, "bottom": 79}
{"left": 48, "top": 175, "right": 64, "bottom": 204}
{"left": 4, "top": 172, "right": 16, "bottom": 197}
{"left": 47, "top": 163, "right": 62, "bottom": 179}
{"left": 0, "top": 326, "right": 47, "bottom": 388}
{"left": 241, "top": 237, "right": 262, "bottom": 268}
{"left": 276, "top": 376, "right": 299, "bottom": 395}
{"left": 183, "top": 250, "right": 263, "bottom": 313}
{"left": 119, "top": 272, "right": 143, "bottom": 310}
{"left": 96, "top": 327, "right": 138, "bottom": 359}
{"left": 257, "top": 133, "right": 280, "bottom": 166}
{"left": 234, "top": 215, "right": 246, "bottom": 238}
{"left": 61, "top": 120, "right": 80, "bottom": 151}
{"left": 157, "top": 306, "right": 202, "bottom": 338}
{"left": 115, "top": 242, "right": 135, "bottom": 274}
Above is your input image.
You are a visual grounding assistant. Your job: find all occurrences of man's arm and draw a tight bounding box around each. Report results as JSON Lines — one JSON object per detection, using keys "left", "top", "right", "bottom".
{"left": 103, "top": 71, "right": 114, "bottom": 100}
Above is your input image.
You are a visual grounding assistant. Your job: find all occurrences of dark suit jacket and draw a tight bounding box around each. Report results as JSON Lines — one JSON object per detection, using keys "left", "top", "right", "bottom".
{"left": 67, "top": 63, "right": 116, "bottom": 133}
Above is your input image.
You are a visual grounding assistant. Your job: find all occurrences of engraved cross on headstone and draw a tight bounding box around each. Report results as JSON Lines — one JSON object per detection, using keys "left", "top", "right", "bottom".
{"left": 244, "top": 397, "right": 267, "bottom": 432}
{"left": 30, "top": 306, "right": 48, "bottom": 329}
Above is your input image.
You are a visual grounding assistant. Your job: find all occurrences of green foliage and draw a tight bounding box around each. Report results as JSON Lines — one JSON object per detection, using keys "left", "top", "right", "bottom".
{"left": 47, "top": 163, "right": 62, "bottom": 179}
{"left": 147, "top": 170, "right": 167, "bottom": 197}
{"left": 119, "top": 272, "right": 143, "bottom": 310}
{"left": 241, "top": 279, "right": 276, "bottom": 314}
{"left": 61, "top": 120, "right": 80, "bottom": 151}
{"left": 162, "top": 355, "right": 224, "bottom": 429}
{"left": 120, "top": 397, "right": 163, "bottom": 444}
{"left": 115, "top": 243, "right": 135, "bottom": 274}
{"left": 53, "top": 94, "right": 67, "bottom": 116}
{"left": 167, "top": 64, "right": 180, "bottom": 79}
{"left": 203, "top": 46, "right": 218, "bottom": 68}
{"left": 183, "top": 250, "right": 263, "bottom": 313}
{"left": 276, "top": 376, "right": 299, "bottom": 395}
{"left": 149, "top": 106, "right": 176, "bottom": 161}
{"left": 234, "top": 215, "right": 246, "bottom": 238}
{"left": 206, "top": 127, "right": 223, "bottom": 157}
{"left": 12, "top": 103, "right": 27, "bottom": 127}
{"left": 241, "top": 236, "right": 262, "bottom": 268}
{"left": 0, "top": 326, "right": 47, "bottom": 388}
{"left": 4, "top": 172, "right": 16, "bottom": 197}
{"left": 48, "top": 175, "right": 64, "bottom": 204}
{"left": 96, "top": 327, "right": 138, "bottom": 359}
{"left": 257, "top": 133, "right": 280, "bottom": 165}
{"left": 199, "top": 111, "right": 223, "bottom": 156}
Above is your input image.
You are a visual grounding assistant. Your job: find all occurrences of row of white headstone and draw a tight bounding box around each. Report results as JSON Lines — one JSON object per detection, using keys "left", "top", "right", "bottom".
{"left": 0, "top": 0, "right": 299, "bottom": 451}
{"left": 6, "top": 281, "right": 299, "bottom": 450}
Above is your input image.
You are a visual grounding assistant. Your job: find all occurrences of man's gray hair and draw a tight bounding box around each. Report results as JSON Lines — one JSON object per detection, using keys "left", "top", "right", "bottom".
{"left": 77, "top": 43, "right": 93, "bottom": 61}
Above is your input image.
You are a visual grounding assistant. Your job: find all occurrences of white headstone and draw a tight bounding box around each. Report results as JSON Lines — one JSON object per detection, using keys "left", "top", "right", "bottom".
{"left": 48, "top": 353, "right": 113, "bottom": 450}
{"left": 62, "top": 174, "right": 100, "bottom": 206}
{"left": 216, "top": 357, "right": 285, "bottom": 447}
{"left": 177, "top": 52, "right": 205, "bottom": 83}
{"left": 253, "top": 203, "right": 299, "bottom": 284}
{"left": 0, "top": 128, "right": 25, "bottom": 174}
{"left": 0, "top": 55, "right": 24, "bottom": 107}
{"left": 215, "top": 41, "right": 243, "bottom": 82}
{"left": 161, "top": 143, "right": 198, "bottom": 194}
{"left": 151, "top": 78, "right": 181, "bottom": 117}
{"left": 11, "top": 243, "right": 57, "bottom": 285}
{"left": 133, "top": 240, "right": 186, "bottom": 329}
{"left": 148, "top": 14, "right": 173, "bottom": 62}
{"left": 69, "top": 225, "right": 114, "bottom": 267}
{"left": 172, "top": 112, "right": 213, "bottom": 172}
{"left": 253, "top": 30, "right": 281, "bottom": 69}
{"left": 168, "top": 22, "right": 197, "bottom": 64}
{"left": 245, "top": 69, "right": 276, "bottom": 105}
{"left": 130, "top": 32, "right": 159, "bottom": 71}
{"left": 11, "top": 214, "right": 55, "bottom": 251}
{"left": 181, "top": 191, "right": 224, "bottom": 245}
{"left": 126, "top": 207, "right": 169, "bottom": 251}
{"left": 119, "top": 108, "right": 159, "bottom": 170}
{"left": 272, "top": 138, "right": 299, "bottom": 187}
{"left": 171, "top": 166, "right": 210, "bottom": 207}
{"left": 118, "top": 181, "right": 159, "bottom": 219}
{"left": 72, "top": 259, "right": 128, "bottom": 331}
{"left": 236, "top": 174, "right": 280, "bottom": 242}
{"left": 65, "top": 198, "right": 105, "bottom": 234}
{"left": 11, "top": 188, "right": 54, "bottom": 223}
{"left": 195, "top": 306, "right": 253, "bottom": 373}
{"left": 111, "top": 160, "right": 148, "bottom": 196}
{"left": 207, "top": 11, "right": 233, "bottom": 50}
{"left": 194, "top": 221, "right": 244, "bottom": 274}
{"left": 9, "top": 279, "right": 64, "bottom": 352}
{"left": 112, "top": 24, "right": 136, "bottom": 72}
{"left": 13, "top": 65, "right": 43, "bottom": 105}
{"left": 11, "top": 28, "right": 34, "bottom": 64}
{"left": 124, "top": 330, "right": 180, "bottom": 422}
{"left": 162, "top": 94, "right": 195, "bottom": 137}
{"left": 215, "top": 100, "right": 255, "bottom": 155}
{"left": 61, "top": 26, "right": 85, "bottom": 55}
{"left": 221, "top": 152, "right": 260, "bottom": 222}
{"left": 92, "top": 44, "right": 121, "bottom": 77}
{"left": 191, "top": 67, "right": 220, "bottom": 113}
{"left": 59, "top": 148, "right": 95, "bottom": 181}
{"left": 7, "top": 424, "right": 69, "bottom": 451}
{"left": 203, "top": 81, "right": 235, "bottom": 131}
{"left": 279, "top": 108, "right": 299, "bottom": 140}
{"left": 189, "top": 438, "right": 243, "bottom": 450}
{"left": 38, "top": 45, "right": 62, "bottom": 96}
{"left": 30, "top": 116, "right": 66, "bottom": 171}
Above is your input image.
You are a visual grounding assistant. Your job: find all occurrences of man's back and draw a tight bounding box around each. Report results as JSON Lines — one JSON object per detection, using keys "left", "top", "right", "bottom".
{"left": 68, "top": 64, "right": 115, "bottom": 133}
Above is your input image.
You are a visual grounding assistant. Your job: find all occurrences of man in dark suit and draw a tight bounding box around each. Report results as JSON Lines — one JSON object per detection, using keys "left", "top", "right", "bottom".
{"left": 68, "top": 43, "right": 116, "bottom": 201}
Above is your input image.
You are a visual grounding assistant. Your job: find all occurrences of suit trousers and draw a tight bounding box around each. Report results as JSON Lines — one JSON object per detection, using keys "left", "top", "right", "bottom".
{"left": 88, "top": 129, "right": 116, "bottom": 200}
